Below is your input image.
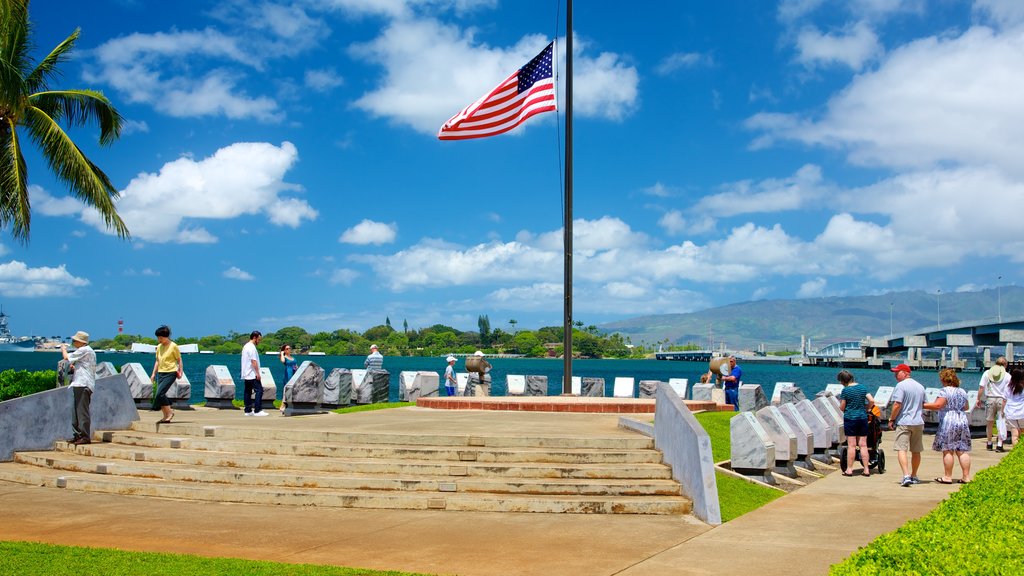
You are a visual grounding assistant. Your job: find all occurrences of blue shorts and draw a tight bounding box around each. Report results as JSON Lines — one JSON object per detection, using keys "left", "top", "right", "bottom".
{"left": 844, "top": 418, "right": 869, "bottom": 437}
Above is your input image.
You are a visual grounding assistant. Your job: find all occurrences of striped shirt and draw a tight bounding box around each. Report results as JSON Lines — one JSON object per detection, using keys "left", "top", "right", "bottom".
{"left": 840, "top": 383, "right": 869, "bottom": 420}
{"left": 365, "top": 351, "right": 384, "bottom": 371}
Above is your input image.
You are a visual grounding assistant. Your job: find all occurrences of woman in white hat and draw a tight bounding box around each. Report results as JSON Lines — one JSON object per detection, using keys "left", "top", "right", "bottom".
{"left": 444, "top": 355, "right": 458, "bottom": 396}
{"left": 61, "top": 331, "right": 96, "bottom": 445}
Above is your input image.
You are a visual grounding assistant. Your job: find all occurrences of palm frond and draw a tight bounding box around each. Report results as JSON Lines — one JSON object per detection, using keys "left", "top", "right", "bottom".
{"left": 31, "top": 90, "right": 123, "bottom": 145}
{"left": 23, "top": 106, "right": 129, "bottom": 239}
{"left": 0, "top": 0, "right": 30, "bottom": 107}
{"left": 25, "top": 28, "right": 79, "bottom": 94}
{"left": 0, "top": 117, "right": 31, "bottom": 241}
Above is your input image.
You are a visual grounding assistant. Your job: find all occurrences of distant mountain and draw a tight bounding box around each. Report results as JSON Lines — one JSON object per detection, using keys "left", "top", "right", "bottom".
{"left": 600, "top": 287, "right": 1024, "bottom": 352}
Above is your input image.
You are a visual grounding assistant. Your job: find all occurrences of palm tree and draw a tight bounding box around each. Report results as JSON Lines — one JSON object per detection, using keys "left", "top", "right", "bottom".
{"left": 0, "top": 0, "right": 128, "bottom": 241}
{"left": 508, "top": 319, "right": 517, "bottom": 334}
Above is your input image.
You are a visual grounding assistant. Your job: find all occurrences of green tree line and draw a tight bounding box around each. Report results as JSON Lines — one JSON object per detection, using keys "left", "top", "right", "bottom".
{"left": 90, "top": 318, "right": 645, "bottom": 359}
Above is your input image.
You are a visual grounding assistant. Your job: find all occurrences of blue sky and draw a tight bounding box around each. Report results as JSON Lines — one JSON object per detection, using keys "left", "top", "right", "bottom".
{"left": 3, "top": 0, "right": 1022, "bottom": 339}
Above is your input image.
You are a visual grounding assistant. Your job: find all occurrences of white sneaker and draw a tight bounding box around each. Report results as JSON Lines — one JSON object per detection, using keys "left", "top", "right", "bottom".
{"left": 251, "top": 411, "right": 269, "bottom": 417}
{"left": 243, "top": 411, "right": 253, "bottom": 416}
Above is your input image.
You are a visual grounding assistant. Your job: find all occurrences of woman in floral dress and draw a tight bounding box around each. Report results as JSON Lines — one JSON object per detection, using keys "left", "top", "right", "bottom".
{"left": 923, "top": 368, "right": 972, "bottom": 484}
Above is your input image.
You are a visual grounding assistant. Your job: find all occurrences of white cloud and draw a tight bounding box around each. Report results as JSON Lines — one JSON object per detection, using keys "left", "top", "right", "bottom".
{"left": 694, "top": 164, "right": 829, "bottom": 216}
{"left": 223, "top": 266, "right": 255, "bottom": 281}
{"left": 748, "top": 25, "right": 1024, "bottom": 176}
{"left": 122, "top": 119, "right": 149, "bottom": 135}
{"left": 778, "top": 0, "right": 825, "bottom": 23}
{"left": 339, "top": 219, "right": 398, "bottom": 245}
{"left": 658, "top": 210, "right": 715, "bottom": 236}
{"left": 797, "top": 277, "right": 828, "bottom": 298}
{"left": 305, "top": 68, "right": 344, "bottom": 92}
{"left": 795, "top": 22, "right": 883, "bottom": 70}
{"left": 656, "top": 52, "right": 713, "bottom": 75}
{"left": 643, "top": 182, "right": 673, "bottom": 197}
{"left": 29, "top": 185, "right": 82, "bottom": 217}
{"left": 975, "top": 0, "right": 1024, "bottom": 28}
{"left": 0, "top": 260, "right": 90, "bottom": 297}
{"left": 78, "top": 141, "right": 313, "bottom": 243}
{"left": 329, "top": 268, "right": 360, "bottom": 286}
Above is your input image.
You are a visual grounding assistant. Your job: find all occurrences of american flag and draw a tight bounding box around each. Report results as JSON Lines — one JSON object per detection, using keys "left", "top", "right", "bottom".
{"left": 438, "top": 42, "right": 556, "bottom": 140}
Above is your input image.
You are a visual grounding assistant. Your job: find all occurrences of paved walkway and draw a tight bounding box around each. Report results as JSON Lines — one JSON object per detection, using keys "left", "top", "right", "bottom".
{"left": 0, "top": 406, "right": 1008, "bottom": 575}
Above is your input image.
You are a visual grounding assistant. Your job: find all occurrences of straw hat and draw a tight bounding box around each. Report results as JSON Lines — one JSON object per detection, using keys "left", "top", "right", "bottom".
{"left": 71, "top": 331, "right": 89, "bottom": 344}
{"left": 989, "top": 364, "right": 1006, "bottom": 382}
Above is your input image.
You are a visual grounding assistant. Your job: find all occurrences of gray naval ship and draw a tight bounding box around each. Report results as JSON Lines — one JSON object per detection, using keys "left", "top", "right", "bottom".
{"left": 0, "top": 309, "right": 37, "bottom": 352}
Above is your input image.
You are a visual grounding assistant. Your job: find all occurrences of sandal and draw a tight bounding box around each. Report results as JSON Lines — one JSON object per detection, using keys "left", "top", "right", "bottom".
{"left": 957, "top": 479, "right": 969, "bottom": 484}
{"left": 842, "top": 471, "right": 854, "bottom": 476}
{"left": 934, "top": 477, "right": 954, "bottom": 484}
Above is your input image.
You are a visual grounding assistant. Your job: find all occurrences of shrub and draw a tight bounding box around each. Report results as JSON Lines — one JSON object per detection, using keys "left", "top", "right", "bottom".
{"left": 0, "top": 369, "right": 58, "bottom": 402}
{"left": 830, "top": 446, "right": 1024, "bottom": 575}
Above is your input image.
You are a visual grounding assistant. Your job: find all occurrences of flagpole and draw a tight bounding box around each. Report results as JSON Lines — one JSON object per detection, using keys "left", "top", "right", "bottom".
{"left": 562, "top": 0, "right": 573, "bottom": 394}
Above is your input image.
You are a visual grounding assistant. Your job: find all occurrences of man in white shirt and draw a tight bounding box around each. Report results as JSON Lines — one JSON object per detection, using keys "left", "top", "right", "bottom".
{"left": 976, "top": 357, "right": 1009, "bottom": 451}
{"left": 241, "top": 331, "right": 267, "bottom": 416}
{"left": 61, "top": 331, "right": 96, "bottom": 445}
{"left": 365, "top": 344, "right": 384, "bottom": 371}
{"left": 888, "top": 363, "right": 925, "bottom": 487}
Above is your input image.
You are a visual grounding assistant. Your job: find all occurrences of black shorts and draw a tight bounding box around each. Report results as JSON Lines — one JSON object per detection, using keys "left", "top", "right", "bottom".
{"left": 844, "top": 418, "right": 869, "bottom": 437}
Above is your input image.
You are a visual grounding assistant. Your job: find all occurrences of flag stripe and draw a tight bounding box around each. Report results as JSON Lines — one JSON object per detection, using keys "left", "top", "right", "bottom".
{"left": 438, "top": 42, "right": 556, "bottom": 140}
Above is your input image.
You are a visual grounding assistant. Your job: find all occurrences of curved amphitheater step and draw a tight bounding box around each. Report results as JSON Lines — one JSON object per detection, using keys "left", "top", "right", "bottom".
{"left": 0, "top": 416, "right": 692, "bottom": 515}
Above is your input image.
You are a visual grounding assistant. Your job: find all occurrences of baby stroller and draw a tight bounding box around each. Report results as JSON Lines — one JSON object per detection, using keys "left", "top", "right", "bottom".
{"left": 839, "top": 405, "right": 886, "bottom": 474}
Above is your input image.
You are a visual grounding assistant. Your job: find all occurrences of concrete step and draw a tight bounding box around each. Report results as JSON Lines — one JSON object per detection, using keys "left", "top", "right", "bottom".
{"left": 51, "top": 441, "right": 674, "bottom": 480}
{"left": 15, "top": 451, "right": 682, "bottom": 496}
{"left": 0, "top": 463, "right": 691, "bottom": 515}
{"left": 131, "top": 421, "right": 656, "bottom": 450}
{"left": 101, "top": 431, "right": 664, "bottom": 464}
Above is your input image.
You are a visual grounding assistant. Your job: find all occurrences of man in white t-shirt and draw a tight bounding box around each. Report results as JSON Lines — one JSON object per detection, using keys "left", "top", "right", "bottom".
{"left": 976, "top": 357, "right": 1009, "bottom": 451}
{"left": 888, "top": 363, "right": 925, "bottom": 487}
{"left": 241, "top": 331, "right": 267, "bottom": 416}
{"left": 62, "top": 331, "right": 96, "bottom": 445}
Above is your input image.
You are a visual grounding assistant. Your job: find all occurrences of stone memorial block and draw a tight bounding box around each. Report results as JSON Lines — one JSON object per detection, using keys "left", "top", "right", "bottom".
{"left": 612, "top": 377, "right": 635, "bottom": 398}
{"left": 323, "top": 368, "right": 352, "bottom": 408}
{"left": 349, "top": 369, "right": 368, "bottom": 403}
{"left": 204, "top": 365, "right": 236, "bottom": 409}
{"left": 561, "top": 376, "right": 582, "bottom": 395}
{"left": 506, "top": 375, "right": 526, "bottom": 396}
{"left": 525, "top": 375, "right": 547, "bottom": 396}
{"left": 873, "top": 385, "right": 895, "bottom": 419}
{"left": 923, "top": 387, "right": 942, "bottom": 424}
{"left": 966, "top": 390, "right": 987, "bottom": 427}
{"left": 95, "top": 362, "right": 117, "bottom": 380}
{"left": 692, "top": 383, "right": 714, "bottom": 402}
{"left": 121, "top": 363, "right": 152, "bottom": 407}
{"left": 730, "top": 412, "right": 776, "bottom": 484}
{"left": 400, "top": 371, "right": 439, "bottom": 401}
{"left": 358, "top": 369, "right": 390, "bottom": 404}
{"left": 638, "top": 380, "right": 661, "bottom": 399}
{"left": 258, "top": 367, "right": 277, "bottom": 404}
{"left": 582, "top": 377, "right": 605, "bottom": 397}
{"left": 456, "top": 373, "right": 469, "bottom": 395}
{"left": 824, "top": 384, "right": 844, "bottom": 398}
{"left": 812, "top": 397, "right": 845, "bottom": 446}
{"left": 465, "top": 373, "right": 491, "bottom": 396}
{"left": 771, "top": 382, "right": 796, "bottom": 405}
{"left": 711, "top": 387, "right": 726, "bottom": 405}
{"left": 284, "top": 361, "right": 325, "bottom": 415}
{"left": 738, "top": 384, "right": 768, "bottom": 412}
{"left": 779, "top": 385, "right": 808, "bottom": 406}
{"left": 167, "top": 374, "right": 191, "bottom": 408}
{"left": 795, "top": 399, "right": 832, "bottom": 461}
{"left": 755, "top": 406, "right": 798, "bottom": 476}
{"left": 776, "top": 403, "right": 816, "bottom": 469}
{"left": 668, "top": 378, "right": 688, "bottom": 399}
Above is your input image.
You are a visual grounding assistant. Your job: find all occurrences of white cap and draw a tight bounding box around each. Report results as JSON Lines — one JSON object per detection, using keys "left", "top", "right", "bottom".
{"left": 370, "top": 344, "right": 378, "bottom": 350}
{"left": 446, "top": 355, "right": 457, "bottom": 363}
{"left": 474, "top": 350, "right": 484, "bottom": 356}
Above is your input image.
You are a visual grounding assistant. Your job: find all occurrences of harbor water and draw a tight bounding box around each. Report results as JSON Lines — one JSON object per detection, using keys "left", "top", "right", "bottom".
{"left": 2, "top": 352, "right": 980, "bottom": 406}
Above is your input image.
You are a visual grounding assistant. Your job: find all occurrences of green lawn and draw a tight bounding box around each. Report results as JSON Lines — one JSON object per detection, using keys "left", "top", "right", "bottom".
{"left": 692, "top": 411, "right": 785, "bottom": 522}
{"left": 0, "top": 541, "right": 437, "bottom": 576}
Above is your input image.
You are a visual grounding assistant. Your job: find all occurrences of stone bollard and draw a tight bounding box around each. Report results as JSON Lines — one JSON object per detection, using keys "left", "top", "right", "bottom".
{"left": 204, "top": 365, "right": 236, "bottom": 409}
{"left": 399, "top": 371, "right": 439, "bottom": 401}
{"left": 525, "top": 375, "right": 547, "bottom": 396}
{"left": 121, "top": 363, "right": 152, "bottom": 408}
{"left": 349, "top": 369, "right": 367, "bottom": 403}
{"left": 638, "top": 380, "right": 661, "bottom": 399}
{"left": 506, "top": 375, "right": 526, "bottom": 395}
{"left": 755, "top": 406, "right": 799, "bottom": 477}
{"left": 691, "top": 383, "right": 713, "bottom": 401}
{"left": 776, "top": 403, "right": 817, "bottom": 470}
{"left": 730, "top": 412, "right": 776, "bottom": 484}
{"left": 779, "top": 385, "right": 807, "bottom": 406}
{"left": 612, "top": 377, "right": 635, "bottom": 398}
{"left": 813, "top": 396, "right": 846, "bottom": 451}
{"left": 823, "top": 384, "right": 844, "bottom": 397}
{"left": 582, "top": 377, "right": 604, "bottom": 397}
{"left": 770, "top": 382, "right": 795, "bottom": 405}
{"left": 258, "top": 367, "right": 277, "bottom": 407}
{"left": 738, "top": 384, "right": 768, "bottom": 412}
{"left": 323, "top": 368, "right": 352, "bottom": 408}
{"left": 356, "top": 369, "right": 389, "bottom": 404}
{"left": 794, "top": 399, "right": 833, "bottom": 463}
{"left": 283, "top": 361, "right": 325, "bottom": 415}
{"left": 168, "top": 373, "right": 191, "bottom": 409}
{"left": 95, "top": 362, "right": 117, "bottom": 380}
